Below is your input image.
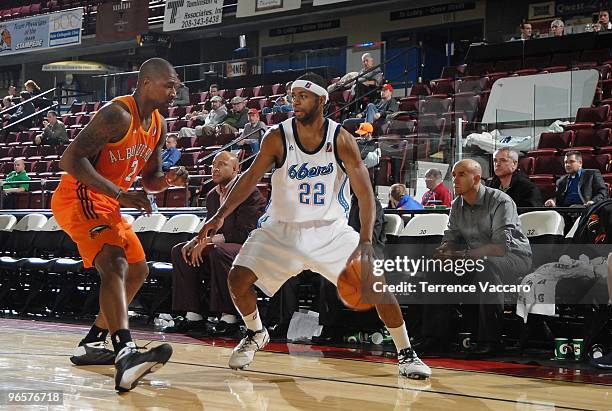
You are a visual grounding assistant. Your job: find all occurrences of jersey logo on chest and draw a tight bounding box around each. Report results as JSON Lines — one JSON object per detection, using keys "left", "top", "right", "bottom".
{"left": 288, "top": 162, "right": 334, "bottom": 180}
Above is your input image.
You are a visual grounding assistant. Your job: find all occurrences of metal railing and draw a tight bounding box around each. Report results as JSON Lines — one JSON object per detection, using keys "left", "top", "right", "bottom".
{"left": 0, "top": 88, "right": 59, "bottom": 131}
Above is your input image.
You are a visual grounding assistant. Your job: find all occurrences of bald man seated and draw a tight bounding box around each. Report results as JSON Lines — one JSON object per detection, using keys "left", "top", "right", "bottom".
{"left": 415, "top": 159, "right": 533, "bottom": 356}
{"left": 164, "top": 151, "right": 267, "bottom": 335}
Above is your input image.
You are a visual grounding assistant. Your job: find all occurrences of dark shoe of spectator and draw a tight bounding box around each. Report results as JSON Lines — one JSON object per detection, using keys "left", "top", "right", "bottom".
{"left": 467, "top": 342, "right": 504, "bottom": 357}
{"left": 267, "top": 323, "right": 290, "bottom": 341}
{"left": 311, "top": 326, "right": 343, "bottom": 344}
{"left": 410, "top": 337, "right": 451, "bottom": 355}
{"left": 210, "top": 320, "right": 240, "bottom": 337}
{"left": 592, "top": 352, "right": 612, "bottom": 369}
{"left": 161, "top": 317, "right": 206, "bottom": 333}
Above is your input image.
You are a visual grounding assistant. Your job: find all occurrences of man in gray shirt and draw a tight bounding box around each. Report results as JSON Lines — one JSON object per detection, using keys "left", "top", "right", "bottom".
{"left": 171, "top": 80, "right": 190, "bottom": 107}
{"left": 34, "top": 110, "right": 68, "bottom": 146}
{"left": 178, "top": 95, "right": 227, "bottom": 138}
{"left": 416, "top": 159, "right": 532, "bottom": 356}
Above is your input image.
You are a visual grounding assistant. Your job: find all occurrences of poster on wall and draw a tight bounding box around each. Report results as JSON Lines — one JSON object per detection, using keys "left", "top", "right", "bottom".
{"left": 163, "top": 0, "right": 223, "bottom": 32}
{"left": 236, "top": 0, "right": 301, "bottom": 18}
{"left": 528, "top": 1, "right": 555, "bottom": 20}
{"left": 0, "top": 8, "right": 82, "bottom": 56}
{"left": 313, "top": 0, "right": 352, "bottom": 5}
{"left": 96, "top": 1, "right": 148, "bottom": 41}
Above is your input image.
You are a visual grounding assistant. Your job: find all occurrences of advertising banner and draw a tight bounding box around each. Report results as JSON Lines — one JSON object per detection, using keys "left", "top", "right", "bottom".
{"left": 0, "top": 8, "right": 82, "bottom": 56}
{"left": 163, "top": 0, "right": 223, "bottom": 32}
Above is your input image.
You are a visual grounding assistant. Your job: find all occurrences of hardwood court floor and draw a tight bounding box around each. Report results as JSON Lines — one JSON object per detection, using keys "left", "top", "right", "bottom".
{"left": 0, "top": 318, "right": 610, "bottom": 410}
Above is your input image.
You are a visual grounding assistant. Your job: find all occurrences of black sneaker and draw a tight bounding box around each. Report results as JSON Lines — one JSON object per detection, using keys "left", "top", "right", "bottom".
{"left": 592, "top": 352, "right": 612, "bottom": 369}
{"left": 70, "top": 341, "right": 115, "bottom": 365}
{"left": 114, "top": 342, "right": 173, "bottom": 392}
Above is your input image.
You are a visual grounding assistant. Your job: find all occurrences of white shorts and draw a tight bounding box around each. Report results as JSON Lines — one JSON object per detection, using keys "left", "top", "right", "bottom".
{"left": 233, "top": 219, "right": 360, "bottom": 296}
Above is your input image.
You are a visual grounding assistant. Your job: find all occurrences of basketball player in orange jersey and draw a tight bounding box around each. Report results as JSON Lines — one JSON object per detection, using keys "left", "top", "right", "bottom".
{"left": 51, "top": 58, "right": 188, "bottom": 392}
{"left": 198, "top": 72, "right": 431, "bottom": 379}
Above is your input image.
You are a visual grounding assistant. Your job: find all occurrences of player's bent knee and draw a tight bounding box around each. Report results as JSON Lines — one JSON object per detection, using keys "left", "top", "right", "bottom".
{"left": 94, "top": 244, "right": 129, "bottom": 280}
{"left": 227, "top": 266, "right": 257, "bottom": 294}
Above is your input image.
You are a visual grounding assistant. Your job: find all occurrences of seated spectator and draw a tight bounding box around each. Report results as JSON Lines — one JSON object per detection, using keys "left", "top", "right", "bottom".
{"left": 510, "top": 21, "right": 533, "bottom": 41}
{"left": 550, "top": 19, "right": 565, "bottom": 36}
{"left": 595, "top": 10, "right": 612, "bottom": 32}
{"left": 7, "top": 85, "right": 17, "bottom": 101}
{"left": 545, "top": 151, "right": 608, "bottom": 207}
{"left": 356, "top": 83, "right": 398, "bottom": 126}
{"left": 200, "top": 83, "right": 220, "bottom": 114}
{"left": 353, "top": 52, "right": 384, "bottom": 111}
{"left": 2, "top": 159, "right": 30, "bottom": 209}
{"left": 415, "top": 159, "right": 532, "bottom": 355}
{"left": 34, "top": 110, "right": 68, "bottom": 146}
{"left": 165, "top": 151, "right": 266, "bottom": 335}
{"left": 179, "top": 95, "right": 227, "bottom": 138}
{"left": 2, "top": 91, "right": 35, "bottom": 134}
{"left": 161, "top": 135, "right": 181, "bottom": 171}
{"left": 2, "top": 96, "right": 15, "bottom": 116}
{"left": 488, "top": 147, "right": 542, "bottom": 207}
{"left": 238, "top": 108, "right": 267, "bottom": 153}
{"left": 389, "top": 183, "right": 423, "bottom": 210}
{"left": 421, "top": 168, "right": 452, "bottom": 207}
{"left": 262, "top": 81, "right": 293, "bottom": 114}
{"left": 353, "top": 122, "right": 380, "bottom": 170}
{"left": 171, "top": 79, "right": 190, "bottom": 107}
{"left": 218, "top": 96, "right": 248, "bottom": 135}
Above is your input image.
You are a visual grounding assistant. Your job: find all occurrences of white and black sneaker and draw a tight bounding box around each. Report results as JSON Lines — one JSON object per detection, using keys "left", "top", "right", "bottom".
{"left": 114, "top": 342, "right": 173, "bottom": 392}
{"left": 229, "top": 328, "right": 269, "bottom": 370}
{"left": 398, "top": 347, "right": 432, "bottom": 380}
{"left": 70, "top": 340, "right": 115, "bottom": 365}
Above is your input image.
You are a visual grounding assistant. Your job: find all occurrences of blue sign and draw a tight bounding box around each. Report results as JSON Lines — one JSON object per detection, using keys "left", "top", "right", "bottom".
{"left": 0, "top": 8, "right": 82, "bottom": 56}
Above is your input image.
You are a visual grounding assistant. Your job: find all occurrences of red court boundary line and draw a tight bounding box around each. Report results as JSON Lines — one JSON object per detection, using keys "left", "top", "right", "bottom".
{"left": 2, "top": 318, "right": 612, "bottom": 385}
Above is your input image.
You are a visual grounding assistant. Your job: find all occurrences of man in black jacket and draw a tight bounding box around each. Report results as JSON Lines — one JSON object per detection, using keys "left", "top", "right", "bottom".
{"left": 488, "top": 147, "right": 542, "bottom": 207}
{"left": 545, "top": 151, "right": 608, "bottom": 207}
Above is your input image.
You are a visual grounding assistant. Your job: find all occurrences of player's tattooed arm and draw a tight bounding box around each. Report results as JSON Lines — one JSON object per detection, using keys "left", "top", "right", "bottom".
{"left": 336, "top": 127, "right": 375, "bottom": 244}
{"left": 59, "top": 102, "right": 131, "bottom": 197}
{"left": 215, "top": 127, "right": 282, "bottom": 220}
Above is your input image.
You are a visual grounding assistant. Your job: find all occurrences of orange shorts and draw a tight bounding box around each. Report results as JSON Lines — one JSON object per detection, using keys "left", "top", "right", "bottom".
{"left": 51, "top": 185, "right": 145, "bottom": 268}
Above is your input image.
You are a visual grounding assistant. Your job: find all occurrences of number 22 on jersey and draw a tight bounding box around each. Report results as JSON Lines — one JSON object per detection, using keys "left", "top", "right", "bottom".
{"left": 299, "top": 182, "right": 325, "bottom": 205}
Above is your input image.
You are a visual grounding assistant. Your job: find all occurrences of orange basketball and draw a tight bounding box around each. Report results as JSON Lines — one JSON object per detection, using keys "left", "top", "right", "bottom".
{"left": 337, "top": 259, "right": 374, "bottom": 311}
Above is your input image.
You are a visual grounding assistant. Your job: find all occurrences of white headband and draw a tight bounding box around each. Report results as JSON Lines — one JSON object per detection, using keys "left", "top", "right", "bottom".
{"left": 291, "top": 80, "right": 329, "bottom": 103}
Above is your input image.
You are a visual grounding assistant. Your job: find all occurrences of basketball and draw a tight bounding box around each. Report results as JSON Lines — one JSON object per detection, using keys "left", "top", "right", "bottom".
{"left": 337, "top": 259, "right": 374, "bottom": 311}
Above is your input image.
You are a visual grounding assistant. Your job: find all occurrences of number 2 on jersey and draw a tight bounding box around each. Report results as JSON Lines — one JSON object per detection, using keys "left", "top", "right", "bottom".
{"left": 299, "top": 182, "right": 325, "bottom": 205}
{"left": 125, "top": 159, "right": 138, "bottom": 182}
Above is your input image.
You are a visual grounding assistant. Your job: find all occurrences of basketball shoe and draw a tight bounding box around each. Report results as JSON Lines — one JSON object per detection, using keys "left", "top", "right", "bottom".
{"left": 70, "top": 340, "right": 115, "bottom": 365}
{"left": 229, "top": 328, "right": 270, "bottom": 370}
{"left": 114, "top": 342, "right": 173, "bottom": 392}
{"left": 398, "top": 347, "right": 432, "bottom": 379}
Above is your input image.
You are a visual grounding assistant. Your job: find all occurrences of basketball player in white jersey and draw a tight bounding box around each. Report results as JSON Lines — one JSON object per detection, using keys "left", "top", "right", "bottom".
{"left": 198, "top": 73, "right": 431, "bottom": 379}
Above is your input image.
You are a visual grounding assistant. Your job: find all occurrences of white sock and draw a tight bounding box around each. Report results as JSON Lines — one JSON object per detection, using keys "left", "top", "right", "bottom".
{"left": 242, "top": 308, "right": 263, "bottom": 332}
{"left": 386, "top": 322, "right": 411, "bottom": 352}
{"left": 220, "top": 313, "right": 238, "bottom": 324}
{"left": 185, "top": 312, "right": 203, "bottom": 321}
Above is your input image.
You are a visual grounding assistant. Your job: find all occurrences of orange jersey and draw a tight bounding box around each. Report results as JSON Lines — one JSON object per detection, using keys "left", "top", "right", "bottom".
{"left": 56, "top": 95, "right": 162, "bottom": 195}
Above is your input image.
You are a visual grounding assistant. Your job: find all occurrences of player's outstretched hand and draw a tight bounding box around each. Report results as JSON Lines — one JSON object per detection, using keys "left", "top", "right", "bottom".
{"left": 197, "top": 214, "right": 225, "bottom": 244}
{"left": 117, "top": 190, "right": 152, "bottom": 215}
{"left": 166, "top": 166, "right": 189, "bottom": 187}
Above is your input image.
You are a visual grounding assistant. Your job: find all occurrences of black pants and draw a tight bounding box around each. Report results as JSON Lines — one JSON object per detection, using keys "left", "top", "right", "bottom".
{"left": 421, "top": 252, "right": 532, "bottom": 343}
{"left": 170, "top": 241, "right": 240, "bottom": 315}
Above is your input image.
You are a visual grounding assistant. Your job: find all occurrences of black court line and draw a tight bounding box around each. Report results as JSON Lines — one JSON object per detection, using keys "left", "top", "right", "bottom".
{"left": 169, "top": 360, "right": 593, "bottom": 411}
